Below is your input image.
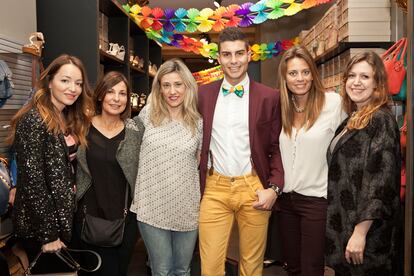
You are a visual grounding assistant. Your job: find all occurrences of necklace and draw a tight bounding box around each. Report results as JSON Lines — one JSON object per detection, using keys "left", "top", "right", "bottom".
{"left": 291, "top": 95, "right": 305, "bottom": 113}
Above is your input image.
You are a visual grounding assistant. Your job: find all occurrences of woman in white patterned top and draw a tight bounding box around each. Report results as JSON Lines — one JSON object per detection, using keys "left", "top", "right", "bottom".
{"left": 130, "top": 58, "right": 202, "bottom": 276}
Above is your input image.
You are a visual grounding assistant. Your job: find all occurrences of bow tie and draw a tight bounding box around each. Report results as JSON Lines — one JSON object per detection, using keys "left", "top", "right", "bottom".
{"left": 222, "top": 85, "right": 244, "bottom": 98}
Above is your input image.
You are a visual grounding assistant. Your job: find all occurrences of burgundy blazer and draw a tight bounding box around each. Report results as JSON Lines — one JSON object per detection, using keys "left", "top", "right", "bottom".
{"left": 198, "top": 79, "right": 284, "bottom": 195}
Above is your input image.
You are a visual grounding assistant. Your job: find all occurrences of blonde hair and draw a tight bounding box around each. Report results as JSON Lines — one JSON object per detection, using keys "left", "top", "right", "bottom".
{"left": 341, "top": 51, "right": 389, "bottom": 130}
{"left": 8, "top": 54, "right": 93, "bottom": 146}
{"left": 149, "top": 58, "right": 200, "bottom": 134}
{"left": 277, "top": 45, "right": 325, "bottom": 137}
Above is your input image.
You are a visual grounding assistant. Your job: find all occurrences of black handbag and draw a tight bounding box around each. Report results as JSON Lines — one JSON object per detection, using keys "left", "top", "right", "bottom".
{"left": 81, "top": 185, "right": 129, "bottom": 247}
{"left": 24, "top": 248, "right": 101, "bottom": 276}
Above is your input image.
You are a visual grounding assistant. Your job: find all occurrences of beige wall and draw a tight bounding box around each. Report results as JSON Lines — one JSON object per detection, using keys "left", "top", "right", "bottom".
{"left": 0, "top": 0, "right": 36, "bottom": 44}
{"left": 259, "top": 4, "right": 333, "bottom": 88}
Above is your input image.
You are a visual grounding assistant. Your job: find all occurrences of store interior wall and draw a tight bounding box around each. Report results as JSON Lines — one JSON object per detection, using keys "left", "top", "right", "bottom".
{"left": 259, "top": 4, "right": 334, "bottom": 88}
{"left": 0, "top": 0, "right": 36, "bottom": 45}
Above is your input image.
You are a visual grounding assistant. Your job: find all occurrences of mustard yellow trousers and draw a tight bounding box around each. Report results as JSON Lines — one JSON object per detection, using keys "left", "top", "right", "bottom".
{"left": 199, "top": 171, "right": 271, "bottom": 276}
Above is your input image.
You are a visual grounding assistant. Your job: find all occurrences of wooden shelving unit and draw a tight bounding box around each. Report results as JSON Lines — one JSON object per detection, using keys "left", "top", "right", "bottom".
{"left": 37, "top": 0, "right": 161, "bottom": 96}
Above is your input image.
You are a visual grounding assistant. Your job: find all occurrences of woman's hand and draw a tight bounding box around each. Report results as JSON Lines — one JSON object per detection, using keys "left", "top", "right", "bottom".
{"left": 345, "top": 231, "right": 366, "bottom": 265}
{"left": 345, "top": 220, "right": 373, "bottom": 265}
{"left": 41, "top": 238, "right": 66, "bottom": 253}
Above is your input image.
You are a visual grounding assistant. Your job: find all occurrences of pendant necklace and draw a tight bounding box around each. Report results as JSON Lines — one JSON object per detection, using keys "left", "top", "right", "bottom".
{"left": 291, "top": 94, "right": 305, "bottom": 113}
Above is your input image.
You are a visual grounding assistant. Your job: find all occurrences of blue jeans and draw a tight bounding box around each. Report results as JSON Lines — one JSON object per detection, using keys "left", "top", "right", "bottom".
{"left": 138, "top": 221, "right": 198, "bottom": 276}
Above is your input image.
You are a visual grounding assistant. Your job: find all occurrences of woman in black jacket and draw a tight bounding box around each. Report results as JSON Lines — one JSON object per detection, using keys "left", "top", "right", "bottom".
{"left": 325, "top": 51, "right": 401, "bottom": 275}
{"left": 8, "top": 54, "right": 93, "bottom": 273}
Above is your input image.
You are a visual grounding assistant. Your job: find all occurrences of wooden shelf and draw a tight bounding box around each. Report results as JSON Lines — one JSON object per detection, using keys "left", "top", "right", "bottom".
{"left": 99, "top": 49, "right": 126, "bottom": 65}
{"left": 131, "top": 65, "right": 146, "bottom": 74}
{"left": 315, "top": 41, "right": 394, "bottom": 65}
{"left": 37, "top": 0, "right": 161, "bottom": 95}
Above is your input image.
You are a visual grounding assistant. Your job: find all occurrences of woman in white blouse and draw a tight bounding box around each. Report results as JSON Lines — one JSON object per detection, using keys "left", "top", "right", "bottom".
{"left": 276, "top": 45, "right": 345, "bottom": 276}
{"left": 130, "top": 58, "right": 202, "bottom": 276}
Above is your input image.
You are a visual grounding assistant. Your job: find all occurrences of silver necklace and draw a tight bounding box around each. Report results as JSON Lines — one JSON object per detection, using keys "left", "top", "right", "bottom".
{"left": 291, "top": 95, "right": 305, "bottom": 113}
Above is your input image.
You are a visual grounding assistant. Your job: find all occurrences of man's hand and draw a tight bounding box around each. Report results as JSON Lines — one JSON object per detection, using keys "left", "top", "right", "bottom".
{"left": 252, "top": 188, "right": 277, "bottom": 210}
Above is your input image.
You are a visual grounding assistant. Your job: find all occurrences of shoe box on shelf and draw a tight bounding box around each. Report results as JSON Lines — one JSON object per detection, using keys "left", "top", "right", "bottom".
{"left": 301, "top": 0, "right": 391, "bottom": 59}
{"left": 319, "top": 47, "right": 387, "bottom": 91}
{"left": 300, "top": 0, "right": 391, "bottom": 91}
{"left": 337, "top": 0, "right": 391, "bottom": 42}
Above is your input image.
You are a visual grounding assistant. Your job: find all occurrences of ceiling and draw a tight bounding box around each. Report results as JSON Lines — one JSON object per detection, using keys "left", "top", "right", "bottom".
{"left": 148, "top": 0, "right": 260, "bottom": 9}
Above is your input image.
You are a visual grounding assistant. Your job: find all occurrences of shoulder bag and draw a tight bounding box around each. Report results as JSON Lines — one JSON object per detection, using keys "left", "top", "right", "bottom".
{"left": 80, "top": 185, "right": 129, "bottom": 247}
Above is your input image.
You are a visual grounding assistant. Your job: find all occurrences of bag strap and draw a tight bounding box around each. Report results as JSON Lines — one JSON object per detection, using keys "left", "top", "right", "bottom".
{"left": 24, "top": 248, "right": 102, "bottom": 275}
{"left": 381, "top": 38, "right": 406, "bottom": 60}
{"left": 122, "top": 182, "right": 129, "bottom": 217}
{"left": 398, "top": 37, "right": 408, "bottom": 62}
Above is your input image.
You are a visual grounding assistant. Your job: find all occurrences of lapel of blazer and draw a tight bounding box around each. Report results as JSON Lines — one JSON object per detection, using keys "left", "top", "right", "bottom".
{"left": 58, "top": 133, "right": 70, "bottom": 161}
{"left": 204, "top": 80, "right": 222, "bottom": 141}
{"left": 249, "top": 80, "right": 260, "bottom": 147}
{"left": 77, "top": 144, "right": 91, "bottom": 177}
{"left": 328, "top": 126, "right": 357, "bottom": 165}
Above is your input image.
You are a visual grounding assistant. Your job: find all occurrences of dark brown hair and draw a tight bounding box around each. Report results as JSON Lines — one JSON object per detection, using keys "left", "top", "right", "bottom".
{"left": 218, "top": 27, "right": 249, "bottom": 52}
{"left": 94, "top": 71, "right": 131, "bottom": 120}
{"left": 8, "top": 54, "right": 93, "bottom": 146}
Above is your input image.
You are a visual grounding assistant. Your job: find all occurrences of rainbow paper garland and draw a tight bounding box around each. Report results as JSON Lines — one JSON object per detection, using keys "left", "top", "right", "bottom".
{"left": 192, "top": 65, "right": 223, "bottom": 84}
{"left": 122, "top": 0, "right": 332, "bottom": 60}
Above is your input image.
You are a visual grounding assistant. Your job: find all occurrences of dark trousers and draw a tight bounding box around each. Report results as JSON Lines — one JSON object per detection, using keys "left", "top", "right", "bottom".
{"left": 277, "top": 192, "right": 327, "bottom": 276}
{"left": 72, "top": 211, "right": 138, "bottom": 276}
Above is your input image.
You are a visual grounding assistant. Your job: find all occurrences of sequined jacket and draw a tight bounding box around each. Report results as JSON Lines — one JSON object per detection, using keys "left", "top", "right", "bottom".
{"left": 76, "top": 117, "right": 144, "bottom": 203}
{"left": 12, "top": 108, "right": 75, "bottom": 244}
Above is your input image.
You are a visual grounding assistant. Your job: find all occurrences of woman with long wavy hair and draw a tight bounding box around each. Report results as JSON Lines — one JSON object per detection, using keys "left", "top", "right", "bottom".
{"left": 325, "top": 51, "right": 401, "bottom": 275}
{"left": 8, "top": 54, "right": 93, "bottom": 273}
{"left": 277, "top": 45, "right": 345, "bottom": 276}
{"left": 130, "top": 58, "right": 202, "bottom": 276}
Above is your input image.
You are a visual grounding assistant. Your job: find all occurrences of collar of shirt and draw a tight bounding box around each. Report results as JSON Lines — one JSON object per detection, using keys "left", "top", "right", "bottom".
{"left": 221, "top": 74, "right": 250, "bottom": 96}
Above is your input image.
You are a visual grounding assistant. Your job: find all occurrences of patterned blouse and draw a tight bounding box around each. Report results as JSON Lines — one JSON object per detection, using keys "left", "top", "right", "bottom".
{"left": 130, "top": 105, "right": 202, "bottom": 231}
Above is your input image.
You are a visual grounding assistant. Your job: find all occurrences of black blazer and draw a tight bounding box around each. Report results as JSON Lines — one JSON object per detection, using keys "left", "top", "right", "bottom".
{"left": 12, "top": 108, "right": 75, "bottom": 244}
{"left": 326, "top": 108, "right": 401, "bottom": 274}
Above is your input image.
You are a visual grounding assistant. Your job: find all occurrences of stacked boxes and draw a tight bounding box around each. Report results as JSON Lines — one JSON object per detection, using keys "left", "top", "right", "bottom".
{"left": 321, "top": 48, "right": 386, "bottom": 91}
{"left": 337, "top": 0, "right": 391, "bottom": 42}
{"left": 300, "top": 0, "right": 390, "bottom": 59}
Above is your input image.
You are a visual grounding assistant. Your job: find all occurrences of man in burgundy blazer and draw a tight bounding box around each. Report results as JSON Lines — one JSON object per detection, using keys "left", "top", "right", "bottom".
{"left": 197, "top": 27, "right": 284, "bottom": 276}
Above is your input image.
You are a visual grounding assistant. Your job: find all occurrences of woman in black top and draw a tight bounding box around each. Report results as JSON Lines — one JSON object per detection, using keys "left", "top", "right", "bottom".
{"left": 8, "top": 54, "right": 93, "bottom": 273}
{"left": 74, "top": 71, "right": 144, "bottom": 276}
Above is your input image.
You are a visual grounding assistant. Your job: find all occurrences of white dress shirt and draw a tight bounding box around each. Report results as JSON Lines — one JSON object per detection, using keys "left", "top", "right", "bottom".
{"left": 209, "top": 75, "right": 251, "bottom": 177}
{"left": 279, "top": 92, "right": 346, "bottom": 198}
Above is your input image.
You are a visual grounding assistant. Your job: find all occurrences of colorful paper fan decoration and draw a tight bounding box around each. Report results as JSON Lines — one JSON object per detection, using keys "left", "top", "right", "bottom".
{"left": 192, "top": 65, "right": 223, "bottom": 85}
{"left": 122, "top": 0, "right": 332, "bottom": 61}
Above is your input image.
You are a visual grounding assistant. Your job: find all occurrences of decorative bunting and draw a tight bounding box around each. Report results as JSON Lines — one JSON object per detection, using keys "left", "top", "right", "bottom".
{"left": 192, "top": 65, "right": 223, "bottom": 85}
{"left": 123, "top": 0, "right": 332, "bottom": 60}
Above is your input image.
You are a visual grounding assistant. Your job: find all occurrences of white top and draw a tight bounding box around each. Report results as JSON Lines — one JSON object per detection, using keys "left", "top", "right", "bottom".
{"left": 279, "top": 92, "right": 346, "bottom": 198}
{"left": 130, "top": 105, "right": 202, "bottom": 231}
{"left": 209, "top": 74, "right": 251, "bottom": 177}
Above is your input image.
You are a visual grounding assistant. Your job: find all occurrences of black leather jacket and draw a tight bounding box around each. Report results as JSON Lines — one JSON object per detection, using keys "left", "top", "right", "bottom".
{"left": 12, "top": 108, "right": 75, "bottom": 244}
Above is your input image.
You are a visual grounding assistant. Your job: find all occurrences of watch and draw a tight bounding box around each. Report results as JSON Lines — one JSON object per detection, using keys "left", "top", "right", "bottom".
{"left": 269, "top": 184, "right": 282, "bottom": 196}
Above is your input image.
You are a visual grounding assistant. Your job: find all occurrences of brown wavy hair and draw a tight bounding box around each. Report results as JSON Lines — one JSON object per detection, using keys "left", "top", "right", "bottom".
{"left": 8, "top": 54, "right": 93, "bottom": 146}
{"left": 93, "top": 71, "right": 131, "bottom": 120}
{"left": 341, "top": 51, "right": 390, "bottom": 130}
{"left": 277, "top": 45, "right": 325, "bottom": 137}
{"left": 149, "top": 58, "right": 200, "bottom": 135}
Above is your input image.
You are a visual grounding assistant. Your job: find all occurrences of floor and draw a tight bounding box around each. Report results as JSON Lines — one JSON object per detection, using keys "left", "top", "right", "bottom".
{"left": 126, "top": 237, "right": 288, "bottom": 276}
